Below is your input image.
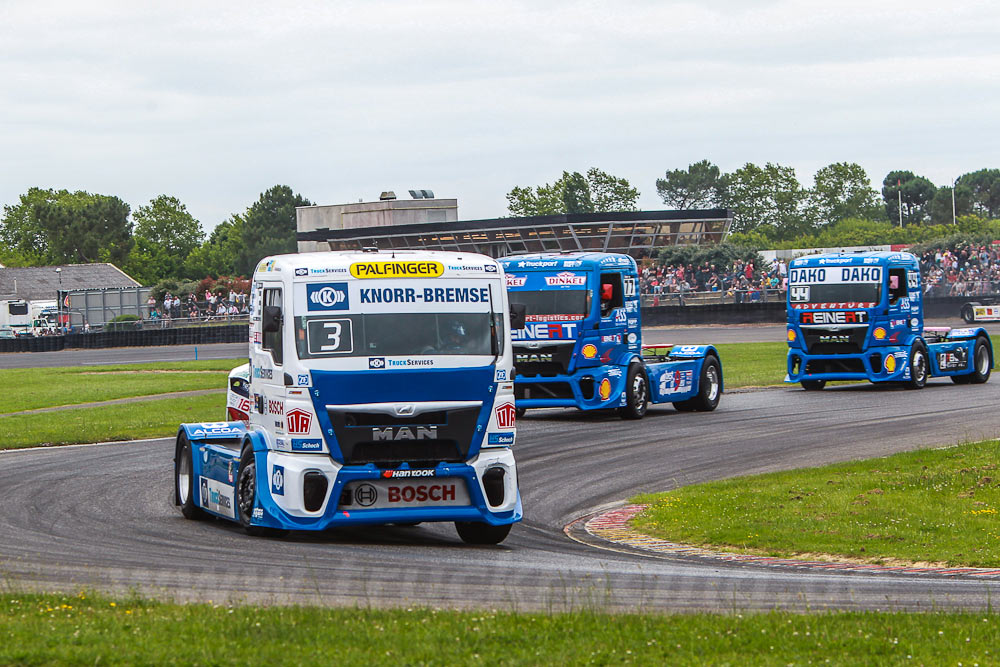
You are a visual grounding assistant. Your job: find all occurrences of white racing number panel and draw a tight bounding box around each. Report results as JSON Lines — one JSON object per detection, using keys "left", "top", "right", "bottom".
{"left": 343, "top": 478, "right": 470, "bottom": 510}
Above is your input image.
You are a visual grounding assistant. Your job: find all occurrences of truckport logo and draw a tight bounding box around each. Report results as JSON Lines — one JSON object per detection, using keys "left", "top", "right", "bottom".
{"left": 286, "top": 409, "right": 312, "bottom": 434}
{"left": 355, "top": 483, "right": 378, "bottom": 507}
{"left": 495, "top": 403, "right": 516, "bottom": 430}
{"left": 307, "top": 283, "right": 349, "bottom": 311}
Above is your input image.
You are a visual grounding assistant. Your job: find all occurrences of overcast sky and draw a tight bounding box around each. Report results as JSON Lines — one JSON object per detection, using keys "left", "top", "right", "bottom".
{"left": 2, "top": 1, "right": 998, "bottom": 232}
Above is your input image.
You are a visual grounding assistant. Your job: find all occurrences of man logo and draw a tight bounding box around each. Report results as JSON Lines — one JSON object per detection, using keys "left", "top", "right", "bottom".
{"left": 393, "top": 404, "right": 415, "bottom": 416}
{"left": 369, "top": 357, "right": 386, "bottom": 369}
{"left": 306, "top": 283, "right": 349, "bottom": 311}
{"left": 355, "top": 483, "right": 378, "bottom": 507}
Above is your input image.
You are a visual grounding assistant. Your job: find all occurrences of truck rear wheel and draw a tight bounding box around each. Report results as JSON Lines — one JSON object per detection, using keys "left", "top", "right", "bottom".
{"left": 970, "top": 335, "right": 992, "bottom": 384}
{"left": 674, "top": 355, "right": 722, "bottom": 412}
{"left": 800, "top": 379, "right": 826, "bottom": 391}
{"left": 962, "top": 303, "right": 979, "bottom": 324}
{"left": 905, "top": 342, "right": 928, "bottom": 389}
{"left": 175, "top": 433, "right": 205, "bottom": 520}
{"left": 455, "top": 521, "right": 512, "bottom": 545}
{"left": 236, "top": 445, "right": 287, "bottom": 538}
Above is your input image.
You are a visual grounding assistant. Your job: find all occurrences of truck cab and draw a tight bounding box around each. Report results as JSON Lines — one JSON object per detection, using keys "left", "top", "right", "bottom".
{"left": 175, "top": 250, "right": 521, "bottom": 544}
{"left": 786, "top": 251, "right": 992, "bottom": 389}
{"left": 500, "top": 252, "right": 722, "bottom": 418}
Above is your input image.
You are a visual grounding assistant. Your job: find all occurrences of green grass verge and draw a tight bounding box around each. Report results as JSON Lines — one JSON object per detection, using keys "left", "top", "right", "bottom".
{"left": 1, "top": 593, "right": 997, "bottom": 665}
{"left": 713, "top": 341, "right": 788, "bottom": 387}
{"left": 0, "top": 359, "right": 244, "bottom": 413}
{"left": 632, "top": 440, "right": 1000, "bottom": 568}
{"left": 0, "top": 393, "right": 225, "bottom": 449}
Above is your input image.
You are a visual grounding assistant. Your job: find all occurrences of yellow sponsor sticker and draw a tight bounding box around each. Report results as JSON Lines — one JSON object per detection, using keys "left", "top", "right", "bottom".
{"left": 350, "top": 261, "right": 445, "bottom": 279}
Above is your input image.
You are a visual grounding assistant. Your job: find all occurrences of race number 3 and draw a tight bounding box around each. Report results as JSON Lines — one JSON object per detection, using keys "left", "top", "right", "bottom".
{"left": 306, "top": 319, "right": 354, "bottom": 355}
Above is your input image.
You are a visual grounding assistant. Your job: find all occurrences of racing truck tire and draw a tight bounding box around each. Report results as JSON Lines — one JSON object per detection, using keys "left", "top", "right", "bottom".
{"left": 674, "top": 354, "right": 722, "bottom": 412}
{"left": 236, "top": 445, "right": 288, "bottom": 538}
{"left": 455, "top": 521, "right": 512, "bottom": 545}
{"left": 905, "top": 341, "right": 929, "bottom": 390}
{"left": 970, "top": 335, "right": 992, "bottom": 384}
{"left": 175, "top": 433, "right": 205, "bottom": 520}
{"left": 618, "top": 362, "right": 649, "bottom": 420}
{"left": 800, "top": 379, "right": 826, "bottom": 391}
{"left": 962, "top": 303, "right": 979, "bottom": 324}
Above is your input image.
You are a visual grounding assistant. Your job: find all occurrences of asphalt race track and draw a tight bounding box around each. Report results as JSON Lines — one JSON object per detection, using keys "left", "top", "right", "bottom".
{"left": 4, "top": 327, "right": 1000, "bottom": 611}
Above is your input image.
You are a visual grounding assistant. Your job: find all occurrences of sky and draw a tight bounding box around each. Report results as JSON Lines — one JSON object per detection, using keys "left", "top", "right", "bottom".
{"left": 2, "top": 1, "right": 998, "bottom": 232}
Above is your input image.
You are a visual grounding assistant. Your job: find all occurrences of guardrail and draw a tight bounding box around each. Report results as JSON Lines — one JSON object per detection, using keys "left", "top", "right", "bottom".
{"left": 0, "top": 323, "right": 249, "bottom": 353}
{"left": 640, "top": 289, "right": 786, "bottom": 307}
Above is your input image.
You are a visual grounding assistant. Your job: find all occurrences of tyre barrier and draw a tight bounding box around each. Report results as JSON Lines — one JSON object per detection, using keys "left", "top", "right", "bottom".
{"left": 0, "top": 324, "right": 248, "bottom": 354}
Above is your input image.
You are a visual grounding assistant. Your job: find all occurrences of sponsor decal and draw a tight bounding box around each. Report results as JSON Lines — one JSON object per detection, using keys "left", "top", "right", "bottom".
{"left": 191, "top": 423, "right": 242, "bottom": 437}
{"left": 515, "top": 260, "right": 559, "bottom": 268}
{"left": 505, "top": 275, "right": 527, "bottom": 287}
{"left": 817, "top": 257, "right": 855, "bottom": 265}
{"left": 607, "top": 367, "right": 622, "bottom": 378}
{"left": 495, "top": 402, "right": 516, "bottom": 430}
{"left": 350, "top": 261, "right": 444, "bottom": 279}
{"left": 544, "top": 271, "right": 586, "bottom": 287}
{"left": 266, "top": 398, "right": 284, "bottom": 416}
{"left": 659, "top": 369, "right": 693, "bottom": 395}
{"left": 599, "top": 377, "right": 612, "bottom": 400}
{"left": 512, "top": 322, "right": 579, "bottom": 340}
{"left": 627, "top": 318, "right": 638, "bottom": 328}
{"left": 199, "top": 476, "right": 236, "bottom": 519}
{"left": 788, "top": 267, "right": 882, "bottom": 284}
{"left": 614, "top": 309, "right": 627, "bottom": 325}
{"left": 387, "top": 484, "right": 457, "bottom": 503}
{"left": 354, "top": 483, "right": 378, "bottom": 506}
{"left": 372, "top": 426, "right": 438, "bottom": 441}
{"left": 271, "top": 464, "right": 285, "bottom": 496}
{"left": 286, "top": 409, "right": 312, "bottom": 435}
{"left": 515, "top": 352, "right": 554, "bottom": 364}
{"left": 252, "top": 331, "right": 262, "bottom": 346}
{"left": 359, "top": 286, "right": 489, "bottom": 304}
{"left": 484, "top": 264, "right": 497, "bottom": 273}
{"left": 297, "top": 374, "right": 310, "bottom": 386}
{"left": 488, "top": 432, "right": 515, "bottom": 446}
{"left": 800, "top": 311, "right": 868, "bottom": 325}
{"left": 581, "top": 344, "right": 598, "bottom": 359}
{"left": 388, "top": 358, "right": 434, "bottom": 367}
{"left": 310, "top": 267, "right": 348, "bottom": 274}
{"left": 294, "top": 267, "right": 308, "bottom": 276}
{"left": 790, "top": 302, "right": 876, "bottom": 310}
{"left": 627, "top": 332, "right": 638, "bottom": 344}
{"left": 899, "top": 298, "right": 910, "bottom": 310}
{"left": 307, "top": 282, "right": 349, "bottom": 311}
{"left": 601, "top": 334, "right": 622, "bottom": 343}
{"left": 227, "top": 460, "right": 234, "bottom": 483}
{"left": 495, "top": 368, "right": 508, "bottom": 382}
{"left": 938, "top": 348, "right": 968, "bottom": 371}
{"left": 525, "top": 313, "right": 583, "bottom": 322}
{"left": 252, "top": 366, "right": 273, "bottom": 380}
{"left": 291, "top": 438, "right": 323, "bottom": 452}
{"left": 950, "top": 328, "right": 978, "bottom": 337}
{"left": 382, "top": 469, "right": 437, "bottom": 479}
{"left": 369, "top": 357, "right": 386, "bottom": 369}
{"left": 252, "top": 507, "right": 264, "bottom": 519}
{"left": 276, "top": 438, "right": 290, "bottom": 452}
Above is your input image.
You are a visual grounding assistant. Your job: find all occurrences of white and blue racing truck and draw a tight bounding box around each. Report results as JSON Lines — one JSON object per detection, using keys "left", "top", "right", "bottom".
{"left": 174, "top": 250, "right": 523, "bottom": 544}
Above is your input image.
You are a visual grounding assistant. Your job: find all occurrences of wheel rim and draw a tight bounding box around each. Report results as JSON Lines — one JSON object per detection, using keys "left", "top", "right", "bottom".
{"left": 632, "top": 373, "right": 647, "bottom": 408}
{"left": 178, "top": 445, "right": 191, "bottom": 505}
{"left": 977, "top": 345, "right": 990, "bottom": 375}
{"left": 912, "top": 350, "right": 926, "bottom": 383}
{"left": 238, "top": 460, "right": 256, "bottom": 520}
{"left": 705, "top": 364, "right": 720, "bottom": 401}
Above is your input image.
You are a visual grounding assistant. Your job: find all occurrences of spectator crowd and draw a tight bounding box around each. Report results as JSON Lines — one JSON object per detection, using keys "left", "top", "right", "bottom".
{"left": 639, "top": 258, "right": 787, "bottom": 305}
{"left": 918, "top": 245, "right": 1000, "bottom": 297}
{"left": 146, "top": 290, "right": 249, "bottom": 322}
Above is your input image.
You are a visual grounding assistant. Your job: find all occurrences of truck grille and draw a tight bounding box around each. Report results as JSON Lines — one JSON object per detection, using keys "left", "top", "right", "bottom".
{"left": 513, "top": 344, "right": 574, "bottom": 377}
{"left": 802, "top": 327, "right": 868, "bottom": 354}
{"left": 327, "top": 406, "right": 479, "bottom": 468}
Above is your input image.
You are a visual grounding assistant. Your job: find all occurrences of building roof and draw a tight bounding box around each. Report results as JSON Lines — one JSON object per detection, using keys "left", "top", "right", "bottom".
{"left": 0, "top": 264, "right": 140, "bottom": 302}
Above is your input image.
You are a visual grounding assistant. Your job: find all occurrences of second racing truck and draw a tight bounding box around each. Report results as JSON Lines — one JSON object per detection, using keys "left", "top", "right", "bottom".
{"left": 499, "top": 252, "right": 722, "bottom": 419}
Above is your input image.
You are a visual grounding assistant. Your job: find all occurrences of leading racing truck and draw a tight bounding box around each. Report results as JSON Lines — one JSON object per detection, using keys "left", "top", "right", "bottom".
{"left": 174, "top": 250, "right": 522, "bottom": 544}
{"left": 786, "top": 251, "right": 993, "bottom": 389}
{"left": 499, "top": 252, "right": 722, "bottom": 418}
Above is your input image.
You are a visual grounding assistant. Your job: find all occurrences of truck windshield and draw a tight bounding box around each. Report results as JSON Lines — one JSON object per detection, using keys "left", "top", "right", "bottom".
{"left": 507, "top": 291, "right": 588, "bottom": 322}
{"left": 295, "top": 312, "right": 494, "bottom": 359}
{"left": 790, "top": 283, "right": 881, "bottom": 305}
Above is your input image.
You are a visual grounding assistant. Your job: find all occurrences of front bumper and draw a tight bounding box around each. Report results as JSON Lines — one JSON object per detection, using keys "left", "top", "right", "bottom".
{"left": 785, "top": 345, "right": 910, "bottom": 383}
{"left": 251, "top": 448, "right": 521, "bottom": 530}
{"left": 514, "top": 365, "right": 626, "bottom": 410}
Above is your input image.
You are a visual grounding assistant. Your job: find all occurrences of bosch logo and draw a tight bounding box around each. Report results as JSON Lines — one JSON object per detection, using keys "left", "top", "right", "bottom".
{"left": 355, "top": 483, "right": 378, "bottom": 507}
{"left": 306, "top": 283, "right": 349, "bottom": 311}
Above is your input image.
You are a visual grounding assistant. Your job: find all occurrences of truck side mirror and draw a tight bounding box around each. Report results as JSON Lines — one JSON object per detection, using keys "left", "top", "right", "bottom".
{"left": 509, "top": 303, "right": 526, "bottom": 330}
{"left": 262, "top": 305, "right": 282, "bottom": 333}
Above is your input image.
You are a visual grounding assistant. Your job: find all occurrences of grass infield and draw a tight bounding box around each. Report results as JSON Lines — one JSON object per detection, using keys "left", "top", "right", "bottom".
{"left": 1, "top": 593, "right": 997, "bottom": 665}
{"left": 633, "top": 440, "right": 1000, "bottom": 568}
{"left": 0, "top": 359, "right": 240, "bottom": 413}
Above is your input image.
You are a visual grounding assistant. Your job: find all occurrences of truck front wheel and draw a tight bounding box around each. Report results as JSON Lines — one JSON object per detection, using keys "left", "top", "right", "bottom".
{"left": 800, "top": 379, "right": 826, "bottom": 391}
{"left": 970, "top": 335, "right": 992, "bottom": 384}
{"left": 236, "top": 445, "right": 287, "bottom": 538}
{"left": 618, "top": 363, "right": 649, "bottom": 420}
{"left": 455, "top": 521, "right": 512, "bottom": 545}
{"left": 905, "top": 342, "right": 929, "bottom": 389}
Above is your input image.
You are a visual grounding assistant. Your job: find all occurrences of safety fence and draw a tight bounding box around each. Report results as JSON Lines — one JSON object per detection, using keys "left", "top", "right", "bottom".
{"left": 0, "top": 324, "right": 248, "bottom": 353}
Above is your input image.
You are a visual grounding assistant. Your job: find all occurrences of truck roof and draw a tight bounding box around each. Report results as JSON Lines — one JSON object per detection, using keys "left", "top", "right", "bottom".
{"left": 789, "top": 251, "right": 918, "bottom": 268}
{"left": 500, "top": 252, "right": 636, "bottom": 270}
{"left": 255, "top": 250, "right": 502, "bottom": 279}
